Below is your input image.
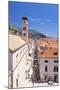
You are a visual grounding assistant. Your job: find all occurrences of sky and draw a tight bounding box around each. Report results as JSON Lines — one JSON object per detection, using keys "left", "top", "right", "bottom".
{"left": 8, "top": 1, "right": 58, "bottom": 38}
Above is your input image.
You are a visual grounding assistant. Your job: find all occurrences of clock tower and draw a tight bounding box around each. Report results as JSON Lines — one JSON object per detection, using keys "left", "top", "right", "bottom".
{"left": 22, "top": 17, "right": 28, "bottom": 41}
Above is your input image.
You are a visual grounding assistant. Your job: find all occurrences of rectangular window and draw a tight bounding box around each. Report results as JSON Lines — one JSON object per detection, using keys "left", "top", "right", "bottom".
{"left": 16, "top": 78, "right": 18, "bottom": 87}
{"left": 16, "top": 54, "right": 19, "bottom": 58}
{"left": 54, "top": 60, "right": 58, "bottom": 63}
{"left": 16, "top": 54, "right": 19, "bottom": 63}
{"left": 45, "top": 75, "right": 48, "bottom": 81}
{"left": 54, "top": 74, "right": 58, "bottom": 83}
{"left": 45, "top": 66, "right": 48, "bottom": 72}
{"left": 45, "top": 60, "right": 48, "bottom": 63}
{"left": 54, "top": 66, "right": 58, "bottom": 72}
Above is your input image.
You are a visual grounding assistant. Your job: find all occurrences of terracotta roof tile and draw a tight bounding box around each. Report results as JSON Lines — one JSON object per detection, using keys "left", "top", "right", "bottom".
{"left": 37, "top": 48, "right": 58, "bottom": 58}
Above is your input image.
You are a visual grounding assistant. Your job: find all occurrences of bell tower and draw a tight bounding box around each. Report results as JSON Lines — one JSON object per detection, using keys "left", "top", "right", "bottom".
{"left": 22, "top": 17, "right": 28, "bottom": 41}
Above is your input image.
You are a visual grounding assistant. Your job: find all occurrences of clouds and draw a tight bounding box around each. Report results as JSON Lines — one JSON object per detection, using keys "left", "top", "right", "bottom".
{"left": 28, "top": 17, "right": 41, "bottom": 21}
{"left": 28, "top": 17, "right": 41, "bottom": 22}
{"left": 40, "top": 22, "right": 45, "bottom": 25}
{"left": 28, "top": 17, "right": 51, "bottom": 25}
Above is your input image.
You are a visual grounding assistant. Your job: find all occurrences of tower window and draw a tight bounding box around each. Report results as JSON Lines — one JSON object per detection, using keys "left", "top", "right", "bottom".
{"left": 23, "top": 33, "right": 26, "bottom": 36}
{"left": 24, "top": 21, "right": 25, "bottom": 23}
{"left": 23, "top": 27, "right": 27, "bottom": 30}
